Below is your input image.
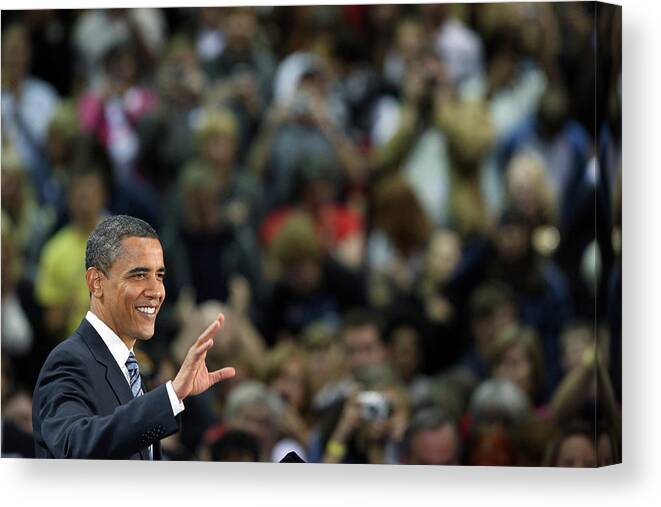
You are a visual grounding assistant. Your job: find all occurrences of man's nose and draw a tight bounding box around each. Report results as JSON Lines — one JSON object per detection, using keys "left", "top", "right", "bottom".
{"left": 144, "top": 278, "right": 164, "bottom": 299}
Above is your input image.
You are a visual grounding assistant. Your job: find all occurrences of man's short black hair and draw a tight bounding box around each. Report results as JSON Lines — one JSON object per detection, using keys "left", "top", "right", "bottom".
{"left": 85, "top": 215, "right": 159, "bottom": 274}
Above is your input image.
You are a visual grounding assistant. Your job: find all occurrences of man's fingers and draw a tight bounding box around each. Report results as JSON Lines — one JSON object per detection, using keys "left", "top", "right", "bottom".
{"left": 190, "top": 338, "right": 214, "bottom": 360}
{"left": 196, "top": 313, "right": 225, "bottom": 345}
{"left": 208, "top": 366, "right": 236, "bottom": 386}
{"left": 189, "top": 313, "right": 225, "bottom": 360}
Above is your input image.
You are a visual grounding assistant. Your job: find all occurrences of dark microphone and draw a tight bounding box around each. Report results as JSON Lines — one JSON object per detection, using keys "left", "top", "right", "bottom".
{"left": 279, "top": 451, "right": 306, "bottom": 463}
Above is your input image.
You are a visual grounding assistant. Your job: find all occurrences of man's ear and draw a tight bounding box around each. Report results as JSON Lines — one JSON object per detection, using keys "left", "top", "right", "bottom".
{"left": 86, "top": 267, "right": 104, "bottom": 298}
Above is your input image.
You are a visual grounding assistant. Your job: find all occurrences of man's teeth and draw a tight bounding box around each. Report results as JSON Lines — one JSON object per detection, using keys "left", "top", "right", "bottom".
{"left": 137, "top": 307, "right": 156, "bottom": 315}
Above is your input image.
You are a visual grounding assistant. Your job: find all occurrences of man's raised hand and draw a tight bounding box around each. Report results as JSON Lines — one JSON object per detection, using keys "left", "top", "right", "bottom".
{"left": 172, "top": 313, "right": 236, "bottom": 401}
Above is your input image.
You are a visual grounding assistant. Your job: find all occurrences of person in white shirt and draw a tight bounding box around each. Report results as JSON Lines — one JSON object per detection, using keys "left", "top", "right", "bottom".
{"left": 32, "top": 214, "right": 235, "bottom": 459}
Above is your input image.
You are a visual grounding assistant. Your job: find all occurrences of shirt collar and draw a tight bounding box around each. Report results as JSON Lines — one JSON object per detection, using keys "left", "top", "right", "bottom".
{"left": 86, "top": 311, "right": 132, "bottom": 371}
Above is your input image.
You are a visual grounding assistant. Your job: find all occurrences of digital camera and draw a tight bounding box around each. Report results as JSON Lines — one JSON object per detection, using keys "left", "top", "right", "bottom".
{"left": 357, "top": 391, "right": 392, "bottom": 421}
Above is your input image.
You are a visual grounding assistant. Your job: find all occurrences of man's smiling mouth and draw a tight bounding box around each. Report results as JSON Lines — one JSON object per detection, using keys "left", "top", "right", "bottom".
{"left": 136, "top": 306, "right": 157, "bottom": 315}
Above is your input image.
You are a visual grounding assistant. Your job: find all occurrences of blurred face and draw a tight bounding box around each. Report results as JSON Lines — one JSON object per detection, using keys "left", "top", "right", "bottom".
{"left": 232, "top": 403, "right": 274, "bottom": 455}
{"left": 407, "top": 425, "right": 459, "bottom": 465}
{"left": 555, "top": 434, "right": 597, "bottom": 467}
{"left": 306, "top": 342, "right": 343, "bottom": 393}
{"left": 161, "top": 49, "right": 204, "bottom": 105}
{"left": 508, "top": 162, "right": 541, "bottom": 218}
{"left": 68, "top": 174, "right": 106, "bottom": 229}
{"left": 270, "top": 358, "right": 306, "bottom": 410}
{"left": 1, "top": 27, "right": 30, "bottom": 84}
{"left": 4, "top": 392, "right": 33, "bottom": 434}
{"left": 111, "top": 50, "right": 138, "bottom": 84}
{"left": 396, "top": 20, "right": 425, "bottom": 60}
{"left": 472, "top": 304, "right": 517, "bottom": 353}
{"left": 226, "top": 12, "right": 256, "bottom": 52}
{"left": 284, "top": 259, "right": 322, "bottom": 294}
{"left": 203, "top": 135, "right": 236, "bottom": 174}
{"left": 363, "top": 413, "right": 390, "bottom": 444}
{"left": 562, "top": 327, "right": 593, "bottom": 372}
{"left": 343, "top": 324, "right": 387, "bottom": 375}
{"left": 199, "top": 7, "right": 223, "bottom": 27}
{"left": 371, "top": 4, "right": 400, "bottom": 30}
{"left": 494, "top": 342, "right": 534, "bottom": 398}
{"left": 597, "top": 433, "right": 615, "bottom": 466}
{"left": 495, "top": 223, "right": 529, "bottom": 263}
{"left": 390, "top": 326, "right": 421, "bottom": 382}
{"left": 92, "top": 237, "right": 165, "bottom": 348}
{"left": 426, "top": 230, "right": 461, "bottom": 284}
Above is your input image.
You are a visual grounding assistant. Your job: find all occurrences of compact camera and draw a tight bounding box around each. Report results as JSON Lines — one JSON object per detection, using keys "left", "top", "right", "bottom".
{"left": 357, "top": 391, "right": 392, "bottom": 421}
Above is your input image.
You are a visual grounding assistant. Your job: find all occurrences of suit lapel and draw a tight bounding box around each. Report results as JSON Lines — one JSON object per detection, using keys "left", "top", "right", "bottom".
{"left": 78, "top": 319, "right": 133, "bottom": 405}
{"left": 77, "top": 319, "right": 148, "bottom": 460}
{"left": 78, "top": 319, "right": 134, "bottom": 406}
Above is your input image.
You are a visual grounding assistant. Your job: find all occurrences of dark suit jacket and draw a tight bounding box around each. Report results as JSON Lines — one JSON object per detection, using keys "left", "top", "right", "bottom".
{"left": 32, "top": 318, "right": 180, "bottom": 459}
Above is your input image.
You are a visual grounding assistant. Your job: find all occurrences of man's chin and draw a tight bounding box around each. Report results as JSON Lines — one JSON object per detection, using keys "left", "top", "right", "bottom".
{"left": 135, "top": 327, "right": 156, "bottom": 341}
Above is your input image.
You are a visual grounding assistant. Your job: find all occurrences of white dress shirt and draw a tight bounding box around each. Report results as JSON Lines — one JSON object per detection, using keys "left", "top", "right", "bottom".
{"left": 85, "top": 311, "right": 184, "bottom": 457}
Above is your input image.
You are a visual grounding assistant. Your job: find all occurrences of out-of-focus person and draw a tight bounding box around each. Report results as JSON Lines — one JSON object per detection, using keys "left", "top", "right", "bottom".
{"left": 1, "top": 23, "right": 60, "bottom": 206}
{"left": 34, "top": 167, "right": 108, "bottom": 340}
{"left": 400, "top": 407, "right": 460, "bottom": 465}
{"left": 222, "top": 380, "right": 285, "bottom": 462}
{"left": 260, "top": 211, "right": 366, "bottom": 344}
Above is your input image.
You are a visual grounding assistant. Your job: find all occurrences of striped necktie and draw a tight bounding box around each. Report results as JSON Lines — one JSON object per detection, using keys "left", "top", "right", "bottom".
{"left": 125, "top": 352, "right": 143, "bottom": 398}
{"left": 126, "top": 351, "right": 152, "bottom": 459}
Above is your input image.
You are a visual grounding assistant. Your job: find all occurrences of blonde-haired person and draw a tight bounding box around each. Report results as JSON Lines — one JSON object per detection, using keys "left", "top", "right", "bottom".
{"left": 505, "top": 150, "right": 558, "bottom": 228}
{"left": 193, "top": 107, "right": 262, "bottom": 228}
{"left": 194, "top": 107, "right": 239, "bottom": 176}
{"left": 435, "top": 96, "right": 497, "bottom": 238}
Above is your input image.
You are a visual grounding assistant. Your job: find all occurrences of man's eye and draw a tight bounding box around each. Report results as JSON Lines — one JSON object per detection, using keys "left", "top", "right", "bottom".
{"left": 134, "top": 273, "right": 146, "bottom": 279}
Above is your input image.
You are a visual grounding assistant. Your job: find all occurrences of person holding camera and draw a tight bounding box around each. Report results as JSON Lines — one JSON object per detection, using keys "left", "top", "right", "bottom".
{"left": 321, "top": 367, "right": 410, "bottom": 465}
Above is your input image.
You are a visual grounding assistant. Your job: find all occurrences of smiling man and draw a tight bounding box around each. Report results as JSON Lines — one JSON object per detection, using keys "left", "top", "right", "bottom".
{"left": 32, "top": 215, "right": 235, "bottom": 459}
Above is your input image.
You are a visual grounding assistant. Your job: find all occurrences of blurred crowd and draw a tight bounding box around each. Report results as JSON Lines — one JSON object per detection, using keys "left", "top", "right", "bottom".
{"left": 1, "top": 3, "right": 621, "bottom": 466}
